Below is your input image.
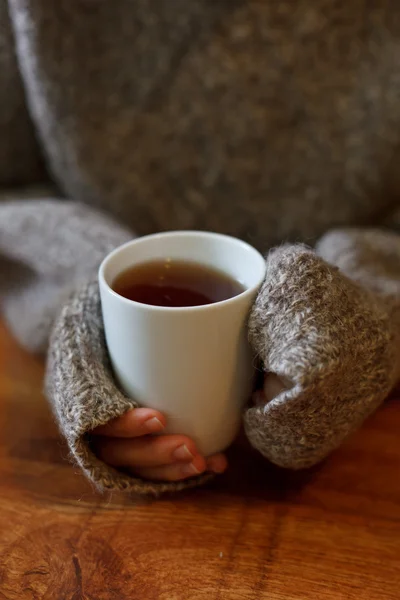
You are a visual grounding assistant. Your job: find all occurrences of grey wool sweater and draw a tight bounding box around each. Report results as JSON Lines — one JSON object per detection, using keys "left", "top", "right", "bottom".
{"left": 2, "top": 0, "right": 400, "bottom": 495}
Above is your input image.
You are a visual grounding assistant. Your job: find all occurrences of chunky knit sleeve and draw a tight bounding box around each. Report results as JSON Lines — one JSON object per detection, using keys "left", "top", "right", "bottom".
{"left": 0, "top": 195, "right": 212, "bottom": 495}
{"left": 244, "top": 227, "right": 400, "bottom": 469}
{"left": 0, "top": 196, "right": 132, "bottom": 353}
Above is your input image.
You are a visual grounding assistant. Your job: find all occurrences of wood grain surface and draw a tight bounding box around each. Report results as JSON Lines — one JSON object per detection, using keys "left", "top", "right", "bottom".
{"left": 0, "top": 319, "right": 399, "bottom": 600}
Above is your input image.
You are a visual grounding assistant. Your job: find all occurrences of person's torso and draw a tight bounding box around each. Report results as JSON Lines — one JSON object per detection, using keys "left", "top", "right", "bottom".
{"left": 4, "top": 0, "right": 400, "bottom": 250}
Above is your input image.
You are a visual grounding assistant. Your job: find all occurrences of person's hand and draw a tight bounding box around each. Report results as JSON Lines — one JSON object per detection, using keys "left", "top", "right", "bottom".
{"left": 46, "top": 279, "right": 229, "bottom": 494}
{"left": 91, "top": 407, "right": 227, "bottom": 482}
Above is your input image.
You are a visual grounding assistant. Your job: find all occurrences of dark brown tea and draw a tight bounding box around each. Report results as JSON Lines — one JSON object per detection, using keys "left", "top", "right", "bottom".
{"left": 112, "top": 260, "right": 245, "bottom": 307}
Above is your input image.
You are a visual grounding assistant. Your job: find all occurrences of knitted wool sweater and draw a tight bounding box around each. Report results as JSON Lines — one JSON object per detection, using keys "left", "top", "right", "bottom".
{"left": 1, "top": 0, "right": 400, "bottom": 494}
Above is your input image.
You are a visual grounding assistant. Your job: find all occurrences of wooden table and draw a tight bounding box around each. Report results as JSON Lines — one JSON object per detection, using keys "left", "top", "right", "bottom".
{"left": 0, "top": 319, "right": 399, "bottom": 600}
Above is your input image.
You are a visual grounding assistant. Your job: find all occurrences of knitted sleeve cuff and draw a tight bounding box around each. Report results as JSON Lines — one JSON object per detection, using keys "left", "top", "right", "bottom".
{"left": 46, "top": 279, "right": 213, "bottom": 496}
{"left": 245, "top": 231, "right": 400, "bottom": 469}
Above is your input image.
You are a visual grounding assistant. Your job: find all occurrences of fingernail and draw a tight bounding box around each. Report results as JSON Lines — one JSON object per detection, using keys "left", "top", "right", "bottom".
{"left": 181, "top": 462, "right": 201, "bottom": 476}
{"left": 172, "top": 444, "right": 194, "bottom": 462}
{"left": 145, "top": 417, "right": 164, "bottom": 433}
{"left": 207, "top": 457, "right": 227, "bottom": 474}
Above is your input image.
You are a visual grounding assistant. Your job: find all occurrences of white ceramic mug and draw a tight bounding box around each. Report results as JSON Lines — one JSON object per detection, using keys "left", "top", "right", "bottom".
{"left": 99, "top": 231, "right": 266, "bottom": 456}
